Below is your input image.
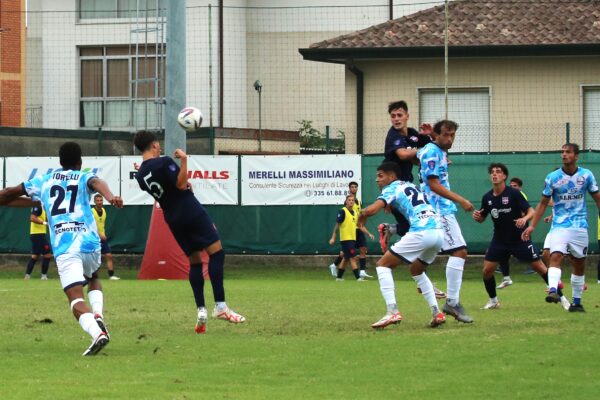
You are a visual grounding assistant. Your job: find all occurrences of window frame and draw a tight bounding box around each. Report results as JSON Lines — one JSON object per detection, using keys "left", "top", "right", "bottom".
{"left": 79, "top": 45, "right": 165, "bottom": 129}
{"left": 417, "top": 86, "right": 492, "bottom": 153}
{"left": 581, "top": 84, "right": 600, "bottom": 150}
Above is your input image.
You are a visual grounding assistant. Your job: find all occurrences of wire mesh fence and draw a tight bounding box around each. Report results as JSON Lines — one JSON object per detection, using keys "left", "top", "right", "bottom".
{"left": 0, "top": 0, "right": 598, "bottom": 154}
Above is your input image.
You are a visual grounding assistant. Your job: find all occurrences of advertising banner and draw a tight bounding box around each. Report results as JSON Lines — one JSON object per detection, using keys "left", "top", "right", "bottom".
{"left": 4, "top": 157, "right": 120, "bottom": 203}
{"left": 121, "top": 155, "right": 239, "bottom": 205}
{"left": 241, "top": 155, "right": 361, "bottom": 205}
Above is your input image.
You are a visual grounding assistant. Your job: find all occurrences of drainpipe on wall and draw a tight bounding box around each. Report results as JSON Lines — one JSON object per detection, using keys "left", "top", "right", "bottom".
{"left": 346, "top": 63, "right": 364, "bottom": 154}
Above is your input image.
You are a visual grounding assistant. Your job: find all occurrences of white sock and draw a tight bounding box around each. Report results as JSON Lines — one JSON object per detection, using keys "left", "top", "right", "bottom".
{"left": 490, "top": 296, "right": 498, "bottom": 303}
{"left": 79, "top": 312, "right": 102, "bottom": 339}
{"left": 571, "top": 274, "right": 585, "bottom": 300}
{"left": 446, "top": 256, "right": 465, "bottom": 306}
{"left": 88, "top": 290, "right": 104, "bottom": 317}
{"left": 216, "top": 302, "right": 227, "bottom": 311}
{"left": 548, "top": 266, "right": 561, "bottom": 290}
{"left": 413, "top": 273, "right": 438, "bottom": 310}
{"left": 503, "top": 276, "right": 511, "bottom": 281}
{"left": 376, "top": 266, "right": 397, "bottom": 312}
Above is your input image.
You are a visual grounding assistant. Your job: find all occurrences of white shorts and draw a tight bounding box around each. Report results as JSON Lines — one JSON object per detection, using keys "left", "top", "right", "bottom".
{"left": 389, "top": 229, "right": 444, "bottom": 265}
{"left": 56, "top": 251, "right": 101, "bottom": 290}
{"left": 440, "top": 214, "right": 467, "bottom": 253}
{"left": 543, "top": 233, "right": 551, "bottom": 250}
{"left": 547, "top": 228, "right": 588, "bottom": 258}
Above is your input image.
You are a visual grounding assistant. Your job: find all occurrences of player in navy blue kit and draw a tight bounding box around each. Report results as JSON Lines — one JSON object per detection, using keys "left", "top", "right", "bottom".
{"left": 473, "top": 163, "right": 569, "bottom": 310}
{"left": 133, "top": 131, "right": 245, "bottom": 333}
{"left": 379, "top": 101, "right": 434, "bottom": 249}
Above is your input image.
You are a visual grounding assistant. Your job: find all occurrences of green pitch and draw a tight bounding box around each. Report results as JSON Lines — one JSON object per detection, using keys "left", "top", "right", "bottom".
{"left": 0, "top": 264, "right": 598, "bottom": 399}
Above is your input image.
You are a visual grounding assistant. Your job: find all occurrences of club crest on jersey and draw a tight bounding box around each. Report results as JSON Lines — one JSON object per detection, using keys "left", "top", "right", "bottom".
{"left": 502, "top": 197, "right": 509, "bottom": 205}
{"left": 576, "top": 176, "right": 585, "bottom": 186}
{"left": 409, "top": 136, "right": 418, "bottom": 142}
{"left": 394, "top": 140, "right": 401, "bottom": 146}
{"left": 427, "top": 161, "right": 436, "bottom": 170}
{"left": 169, "top": 164, "right": 177, "bottom": 172}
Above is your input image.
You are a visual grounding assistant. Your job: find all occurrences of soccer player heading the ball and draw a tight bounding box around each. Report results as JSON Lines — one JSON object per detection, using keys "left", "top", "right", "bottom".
{"left": 133, "top": 130, "right": 245, "bottom": 333}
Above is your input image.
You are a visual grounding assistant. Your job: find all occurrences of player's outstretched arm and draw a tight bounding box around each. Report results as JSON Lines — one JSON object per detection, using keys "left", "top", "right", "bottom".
{"left": 0, "top": 185, "right": 34, "bottom": 207}
{"left": 428, "top": 177, "right": 474, "bottom": 211}
{"left": 89, "top": 178, "right": 123, "bottom": 209}
{"left": 173, "top": 149, "right": 189, "bottom": 190}
{"left": 358, "top": 199, "right": 386, "bottom": 226}
{"left": 521, "top": 197, "right": 550, "bottom": 241}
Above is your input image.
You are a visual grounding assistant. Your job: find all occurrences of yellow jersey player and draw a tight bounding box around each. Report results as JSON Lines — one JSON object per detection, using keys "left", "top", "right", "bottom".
{"left": 92, "top": 194, "right": 119, "bottom": 280}
{"left": 25, "top": 204, "right": 52, "bottom": 280}
{"left": 328, "top": 195, "right": 369, "bottom": 281}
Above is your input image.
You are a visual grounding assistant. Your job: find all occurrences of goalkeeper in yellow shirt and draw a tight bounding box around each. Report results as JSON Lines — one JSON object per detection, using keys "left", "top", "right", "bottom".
{"left": 92, "top": 194, "right": 119, "bottom": 280}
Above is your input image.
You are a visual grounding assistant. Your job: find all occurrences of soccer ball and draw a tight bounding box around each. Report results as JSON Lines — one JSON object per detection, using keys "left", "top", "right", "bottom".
{"left": 177, "top": 107, "right": 203, "bottom": 132}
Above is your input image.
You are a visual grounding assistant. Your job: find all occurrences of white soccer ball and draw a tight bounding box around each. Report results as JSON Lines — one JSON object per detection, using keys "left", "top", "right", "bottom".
{"left": 177, "top": 107, "right": 203, "bottom": 132}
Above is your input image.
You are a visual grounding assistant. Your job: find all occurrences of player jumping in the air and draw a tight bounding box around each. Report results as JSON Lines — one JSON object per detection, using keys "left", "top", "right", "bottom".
{"left": 133, "top": 130, "right": 245, "bottom": 333}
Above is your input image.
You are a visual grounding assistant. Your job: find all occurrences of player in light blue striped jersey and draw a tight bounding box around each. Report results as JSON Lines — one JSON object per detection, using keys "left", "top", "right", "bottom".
{"left": 0, "top": 142, "right": 123, "bottom": 356}
{"left": 417, "top": 120, "right": 474, "bottom": 324}
{"left": 522, "top": 143, "right": 600, "bottom": 312}
{"left": 359, "top": 162, "right": 446, "bottom": 329}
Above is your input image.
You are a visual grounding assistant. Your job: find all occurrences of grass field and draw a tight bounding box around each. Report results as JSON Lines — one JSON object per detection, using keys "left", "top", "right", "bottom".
{"left": 1, "top": 263, "right": 599, "bottom": 400}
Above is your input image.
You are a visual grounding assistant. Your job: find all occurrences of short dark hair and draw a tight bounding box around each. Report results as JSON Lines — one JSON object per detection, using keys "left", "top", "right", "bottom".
{"left": 509, "top": 177, "right": 523, "bottom": 187}
{"left": 134, "top": 130, "right": 158, "bottom": 153}
{"left": 562, "top": 143, "right": 580, "bottom": 155}
{"left": 488, "top": 163, "right": 508, "bottom": 177}
{"left": 59, "top": 142, "right": 82, "bottom": 170}
{"left": 433, "top": 120, "right": 459, "bottom": 134}
{"left": 349, "top": 181, "right": 358, "bottom": 188}
{"left": 388, "top": 101, "right": 408, "bottom": 114}
{"left": 377, "top": 162, "right": 400, "bottom": 179}
{"left": 93, "top": 193, "right": 103, "bottom": 200}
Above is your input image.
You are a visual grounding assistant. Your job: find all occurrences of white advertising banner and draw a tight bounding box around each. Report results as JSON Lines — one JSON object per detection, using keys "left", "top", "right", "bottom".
{"left": 241, "top": 155, "right": 362, "bottom": 205}
{"left": 4, "top": 157, "right": 120, "bottom": 203}
{"left": 121, "top": 155, "right": 239, "bottom": 205}
{"left": 0, "top": 158, "right": 4, "bottom": 188}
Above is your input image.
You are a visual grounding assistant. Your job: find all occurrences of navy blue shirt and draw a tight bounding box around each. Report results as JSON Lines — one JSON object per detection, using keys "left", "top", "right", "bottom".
{"left": 383, "top": 126, "right": 431, "bottom": 182}
{"left": 136, "top": 156, "right": 204, "bottom": 225}
{"left": 479, "top": 186, "right": 531, "bottom": 243}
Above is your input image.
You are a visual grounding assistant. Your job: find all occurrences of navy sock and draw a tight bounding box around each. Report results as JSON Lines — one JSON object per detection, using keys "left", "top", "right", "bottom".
{"left": 499, "top": 260, "right": 510, "bottom": 277}
{"left": 188, "top": 263, "right": 205, "bottom": 308}
{"left": 359, "top": 257, "right": 366, "bottom": 270}
{"left": 483, "top": 276, "right": 497, "bottom": 298}
{"left": 41, "top": 258, "right": 50, "bottom": 275}
{"left": 353, "top": 269, "right": 360, "bottom": 279}
{"left": 108, "top": 269, "right": 115, "bottom": 277}
{"left": 208, "top": 250, "right": 226, "bottom": 303}
{"left": 26, "top": 258, "right": 37, "bottom": 275}
{"left": 337, "top": 268, "right": 345, "bottom": 279}
{"left": 334, "top": 256, "right": 343, "bottom": 266}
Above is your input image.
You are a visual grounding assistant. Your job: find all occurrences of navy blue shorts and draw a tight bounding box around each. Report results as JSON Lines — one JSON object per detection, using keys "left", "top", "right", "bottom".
{"left": 355, "top": 230, "right": 367, "bottom": 248}
{"left": 485, "top": 239, "right": 540, "bottom": 263}
{"left": 30, "top": 234, "right": 51, "bottom": 255}
{"left": 100, "top": 239, "right": 112, "bottom": 254}
{"left": 340, "top": 240, "right": 357, "bottom": 260}
{"left": 168, "top": 210, "right": 220, "bottom": 256}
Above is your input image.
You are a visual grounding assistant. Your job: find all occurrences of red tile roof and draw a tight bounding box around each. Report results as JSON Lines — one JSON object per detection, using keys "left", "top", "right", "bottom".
{"left": 309, "top": 0, "right": 600, "bottom": 49}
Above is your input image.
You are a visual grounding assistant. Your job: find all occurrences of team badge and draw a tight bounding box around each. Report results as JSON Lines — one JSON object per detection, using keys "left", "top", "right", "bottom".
{"left": 409, "top": 136, "right": 418, "bottom": 142}
{"left": 394, "top": 140, "right": 401, "bottom": 145}
{"left": 576, "top": 176, "right": 585, "bottom": 186}
{"left": 502, "top": 197, "right": 509, "bottom": 205}
{"left": 169, "top": 164, "right": 177, "bottom": 172}
{"left": 427, "top": 160, "right": 436, "bottom": 170}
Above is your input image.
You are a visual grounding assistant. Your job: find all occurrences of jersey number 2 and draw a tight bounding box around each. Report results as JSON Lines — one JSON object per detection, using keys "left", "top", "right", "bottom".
{"left": 143, "top": 172, "right": 164, "bottom": 199}
{"left": 50, "top": 185, "right": 78, "bottom": 216}
{"left": 404, "top": 187, "right": 429, "bottom": 206}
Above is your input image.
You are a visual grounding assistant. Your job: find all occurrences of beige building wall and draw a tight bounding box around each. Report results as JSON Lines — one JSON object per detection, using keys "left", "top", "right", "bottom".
{"left": 350, "top": 56, "right": 600, "bottom": 154}
{"left": 215, "top": 137, "right": 299, "bottom": 154}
